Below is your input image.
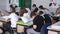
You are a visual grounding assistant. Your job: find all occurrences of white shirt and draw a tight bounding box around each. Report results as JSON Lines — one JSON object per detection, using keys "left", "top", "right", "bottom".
{"left": 21, "top": 13, "right": 31, "bottom": 23}
{"left": 25, "top": 8, "right": 31, "bottom": 16}
{"left": 44, "top": 9, "right": 52, "bottom": 15}
{"left": 8, "top": 13, "right": 19, "bottom": 28}
{"left": 31, "top": 7, "right": 36, "bottom": 11}
{"left": 49, "top": 6, "right": 57, "bottom": 15}
{"left": 37, "top": 9, "right": 52, "bottom": 16}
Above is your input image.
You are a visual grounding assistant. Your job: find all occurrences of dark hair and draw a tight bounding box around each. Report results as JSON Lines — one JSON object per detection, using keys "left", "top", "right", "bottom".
{"left": 10, "top": 4, "right": 16, "bottom": 13}
{"left": 39, "top": 11, "right": 44, "bottom": 15}
{"left": 49, "top": 3, "right": 52, "bottom": 6}
{"left": 10, "top": 4, "right": 13, "bottom": 8}
{"left": 20, "top": 8, "right": 28, "bottom": 16}
{"left": 15, "top": 5, "right": 18, "bottom": 8}
{"left": 18, "top": 18, "right": 22, "bottom": 20}
{"left": 33, "top": 4, "right": 36, "bottom": 7}
{"left": 30, "top": 12, "right": 36, "bottom": 18}
{"left": 56, "top": 8, "right": 60, "bottom": 14}
{"left": 39, "top": 5, "right": 48, "bottom": 10}
{"left": 39, "top": 5, "right": 43, "bottom": 9}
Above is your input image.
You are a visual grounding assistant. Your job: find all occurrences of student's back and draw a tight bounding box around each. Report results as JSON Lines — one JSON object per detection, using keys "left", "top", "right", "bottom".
{"left": 39, "top": 11, "right": 51, "bottom": 34}
{"left": 44, "top": 14, "right": 52, "bottom": 24}
{"left": 33, "top": 15, "right": 44, "bottom": 32}
{"left": 8, "top": 13, "right": 19, "bottom": 28}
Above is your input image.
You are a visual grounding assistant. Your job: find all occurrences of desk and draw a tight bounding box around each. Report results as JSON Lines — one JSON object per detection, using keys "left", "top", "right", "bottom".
{"left": 47, "top": 21, "right": 60, "bottom": 34}
{"left": 17, "top": 21, "right": 33, "bottom": 33}
{"left": 48, "top": 28, "right": 60, "bottom": 34}
{"left": 0, "top": 16, "right": 9, "bottom": 27}
{"left": 0, "top": 16, "right": 9, "bottom": 21}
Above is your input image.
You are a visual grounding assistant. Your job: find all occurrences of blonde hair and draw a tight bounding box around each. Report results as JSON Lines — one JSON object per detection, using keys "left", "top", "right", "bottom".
{"left": 56, "top": 8, "right": 60, "bottom": 14}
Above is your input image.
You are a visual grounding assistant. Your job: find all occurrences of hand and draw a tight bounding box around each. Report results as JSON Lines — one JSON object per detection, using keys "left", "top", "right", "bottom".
{"left": 33, "top": 25, "right": 37, "bottom": 29}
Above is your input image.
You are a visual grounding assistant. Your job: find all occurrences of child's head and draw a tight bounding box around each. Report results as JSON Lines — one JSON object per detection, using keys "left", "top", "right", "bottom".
{"left": 39, "top": 5, "right": 44, "bottom": 9}
{"left": 49, "top": 3, "right": 52, "bottom": 7}
{"left": 56, "top": 8, "right": 60, "bottom": 14}
{"left": 10, "top": 4, "right": 13, "bottom": 8}
{"left": 18, "top": 18, "right": 22, "bottom": 22}
{"left": 39, "top": 11, "right": 44, "bottom": 15}
{"left": 17, "top": 18, "right": 24, "bottom": 25}
{"left": 33, "top": 4, "right": 36, "bottom": 7}
{"left": 30, "top": 12, "right": 37, "bottom": 18}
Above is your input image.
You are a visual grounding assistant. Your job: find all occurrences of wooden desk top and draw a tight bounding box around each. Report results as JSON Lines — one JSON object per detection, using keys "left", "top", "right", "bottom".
{"left": 47, "top": 21, "right": 60, "bottom": 32}
{"left": 49, "top": 28, "right": 60, "bottom": 32}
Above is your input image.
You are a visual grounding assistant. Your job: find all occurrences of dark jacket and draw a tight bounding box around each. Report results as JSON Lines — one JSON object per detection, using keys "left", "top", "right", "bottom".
{"left": 44, "top": 14, "right": 52, "bottom": 25}
{"left": 33, "top": 15, "right": 44, "bottom": 32}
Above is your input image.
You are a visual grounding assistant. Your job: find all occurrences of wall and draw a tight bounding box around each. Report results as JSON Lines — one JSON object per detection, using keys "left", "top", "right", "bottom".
{"left": 0, "top": 0, "right": 8, "bottom": 11}
{"left": 10, "top": 0, "right": 18, "bottom": 6}
{"left": 32, "top": 0, "right": 51, "bottom": 8}
{"left": 0, "top": 0, "right": 52, "bottom": 11}
{"left": 0, "top": 0, "right": 18, "bottom": 12}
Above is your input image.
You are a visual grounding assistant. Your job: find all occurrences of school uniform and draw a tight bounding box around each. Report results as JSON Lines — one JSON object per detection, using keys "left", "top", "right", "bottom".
{"left": 40, "top": 14, "right": 52, "bottom": 34}
{"left": 27, "top": 15, "right": 44, "bottom": 34}
{"left": 8, "top": 13, "right": 19, "bottom": 28}
{"left": 20, "top": 13, "right": 31, "bottom": 34}
{"left": 21, "top": 13, "right": 31, "bottom": 23}
{"left": 5, "top": 13, "right": 19, "bottom": 34}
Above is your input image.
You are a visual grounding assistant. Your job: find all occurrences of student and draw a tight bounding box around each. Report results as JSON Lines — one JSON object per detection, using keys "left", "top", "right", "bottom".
{"left": 27, "top": 12, "right": 44, "bottom": 34}
{"left": 53, "top": 8, "right": 60, "bottom": 22}
{"left": 25, "top": 8, "right": 31, "bottom": 17}
{"left": 49, "top": 3, "right": 56, "bottom": 15}
{"left": 20, "top": 8, "right": 31, "bottom": 23}
{"left": 6, "top": 8, "right": 19, "bottom": 34}
{"left": 39, "top": 11, "right": 52, "bottom": 34}
{"left": 32, "top": 4, "right": 38, "bottom": 13}
{"left": 8, "top": 7, "right": 19, "bottom": 28}
{"left": 3, "top": 21, "right": 13, "bottom": 34}
{"left": 37, "top": 5, "right": 51, "bottom": 16}
{"left": 17, "top": 18, "right": 24, "bottom": 25}
{"left": 56, "top": 8, "right": 60, "bottom": 16}
{"left": 17, "top": 18, "right": 24, "bottom": 34}
{"left": 19, "top": 8, "right": 30, "bottom": 34}
{"left": 9, "top": 4, "right": 15, "bottom": 14}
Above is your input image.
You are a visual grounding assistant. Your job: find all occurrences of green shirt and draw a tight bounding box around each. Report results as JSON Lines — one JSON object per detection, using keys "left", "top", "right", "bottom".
{"left": 17, "top": 21, "right": 24, "bottom": 25}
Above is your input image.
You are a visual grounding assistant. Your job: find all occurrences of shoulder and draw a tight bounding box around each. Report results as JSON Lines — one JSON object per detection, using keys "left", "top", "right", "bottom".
{"left": 44, "top": 14, "right": 49, "bottom": 16}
